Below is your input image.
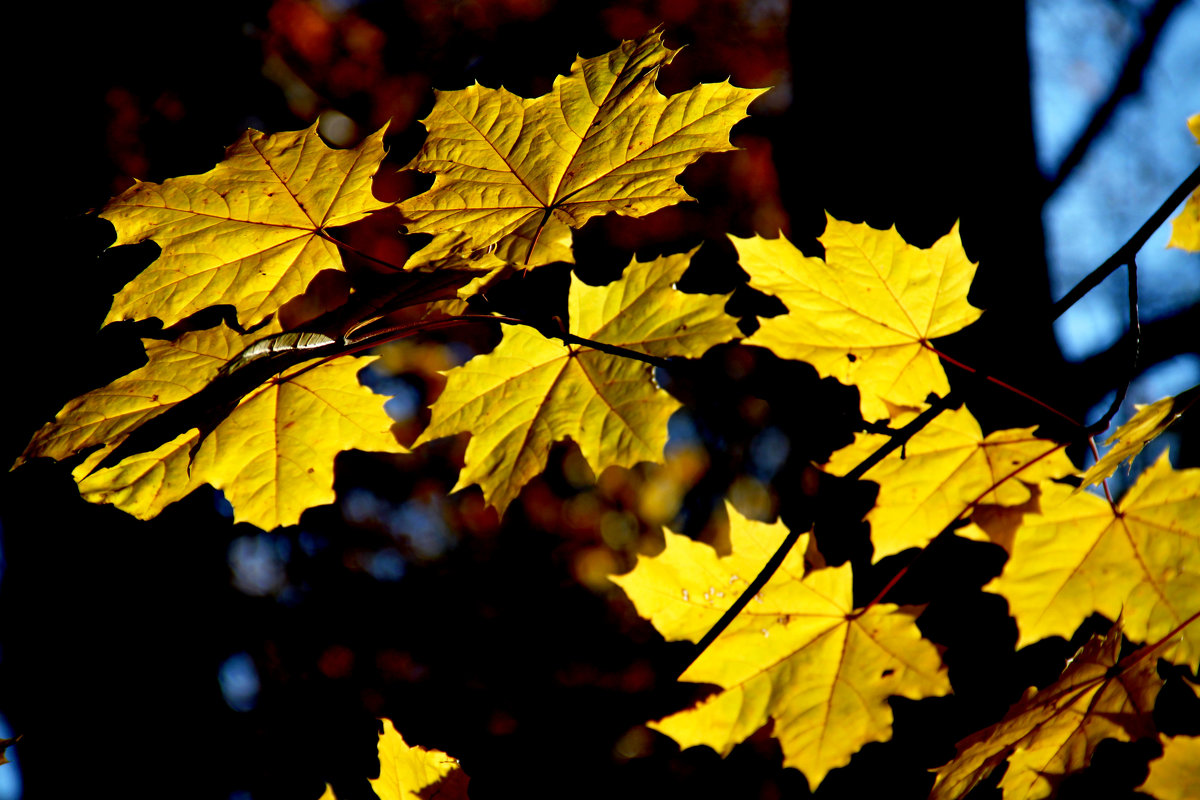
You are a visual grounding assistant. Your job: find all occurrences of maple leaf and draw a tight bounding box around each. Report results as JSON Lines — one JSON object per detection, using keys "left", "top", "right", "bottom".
{"left": 985, "top": 452, "right": 1200, "bottom": 669}
{"left": 1079, "top": 384, "right": 1198, "bottom": 489}
{"left": 1166, "top": 113, "right": 1199, "bottom": 252}
{"left": 734, "top": 216, "right": 982, "bottom": 421}
{"left": 611, "top": 503, "right": 950, "bottom": 789}
{"left": 1138, "top": 735, "right": 1200, "bottom": 800}
{"left": 930, "top": 624, "right": 1163, "bottom": 800}
{"left": 823, "top": 406, "right": 1076, "bottom": 562}
{"left": 317, "top": 719, "right": 469, "bottom": 800}
{"left": 371, "top": 719, "right": 469, "bottom": 800}
{"left": 397, "top": 28, "right": 767, "bottom": 266}
{"left": 415, "top": 249, "right": 740, "bottom": 515}
{"left": 18, "top": 324, "right": 404, "bottom": 530}
{"left": 100, "top": 122, "right": 391, "bottom": 329}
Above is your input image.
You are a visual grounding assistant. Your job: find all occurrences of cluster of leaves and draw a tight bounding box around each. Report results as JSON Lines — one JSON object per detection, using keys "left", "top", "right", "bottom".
{"left": 13, "top": 29, "right": 1200, "bottom": 799}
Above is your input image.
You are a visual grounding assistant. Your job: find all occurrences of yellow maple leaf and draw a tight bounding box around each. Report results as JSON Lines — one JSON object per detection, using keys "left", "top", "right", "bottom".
{"left": 18, "top": 324, "right": 404, "bottom": 530}
{"left": 317, "top": 719, "right": 469, "bottom": 800}
{"left": 1138, "top": 735, "right": 1200, "bottom": 800}
{"left": 930, "top": 624, "right": 1162, "bottom": 800}
{"left": 734, "top": 217, "right": 982, "bottom": 421}
{"left": 415, "top": 249, "right": 740, "bottom": 515}
{"left": 398, "top": 28, "right": 767, "bottom": 266}
{"left": 101, "top": 122, "right": 391, "bottom": 329}
{"left": 1166, "top": 113, "right": 1199, "bottom": 252}
{"left": 371, "top": 718, "right": 469, "bottom": 800}
{"left": 611, "top": 503, "right": 950, "bottom": 789}
{"left": 823, "top": 406, "right": 1076, "bottom": 562}
{"left": 986, "top": 452, "right": 1200, "bottom": 669}
{"left": 1079, "top": 384, "right": 1198, "bottom": 488}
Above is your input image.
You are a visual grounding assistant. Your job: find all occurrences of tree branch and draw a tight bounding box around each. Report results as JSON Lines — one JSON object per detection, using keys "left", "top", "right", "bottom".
{"left": 1039, "top": 0, "right": 1185, "bottom": 200}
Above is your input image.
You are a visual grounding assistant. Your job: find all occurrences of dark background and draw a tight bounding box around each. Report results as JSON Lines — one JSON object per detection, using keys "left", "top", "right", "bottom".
{"left": 3, "top": 1, "right": 1197, "bottom": 798}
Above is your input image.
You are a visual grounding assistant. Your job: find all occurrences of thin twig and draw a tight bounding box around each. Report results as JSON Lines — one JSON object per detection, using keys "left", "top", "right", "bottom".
{"left": 1050, "top": 163, "right": 1199, "bottom": 321}
{"left": 1087, "top": 257, "right": 1142, "bottom": 435}
{"left": 680, "top": 393, "right": 959, "bottom": 675}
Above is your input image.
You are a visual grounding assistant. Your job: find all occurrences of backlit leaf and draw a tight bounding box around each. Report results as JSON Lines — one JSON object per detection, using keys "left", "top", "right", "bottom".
{"left": 317, "top": 719, "right": 469, "bottom": 800}
{"left": 1138, "top": 735, "right": 1200, "bottom": 800}
{"left": 986, "top": 452, "right": 1200, "bottom": 668}
{"left": 734, "top": 217, "right": 982, "bottom": 421}
{"left": 398, "top": 28, "right": 767, "bottom": 266}
{"left": 19, "top": 324, "right": 404, "bottom": 529}
{"left": 611, "top": 504, "right": 950, "bottom": 789}
{"left": 1079, "top": 384, "right": 1198, "bottom": 489}
{"left": 101, "top": 123, "right": 390, "bottom": 329}
{"left": 823, "top": 406, "right": 1075, "bottom": 562}
{"left": 1166, "top": 113, "right": 1199, "bottom": 252}
{"left": 930, "top": 624, "right": 1163, "bottom": 800}
{"left": 415, "top": 249, "right": 739, "bottom": 515}
{"left": 370, "top": 718, "right": 469, "bottom": 800}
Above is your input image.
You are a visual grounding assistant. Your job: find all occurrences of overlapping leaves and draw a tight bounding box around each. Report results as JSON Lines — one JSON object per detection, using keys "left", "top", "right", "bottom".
{"left": 612, "top": 504, "right": 951, "bottom": 789}
{"left": 823, "top": 406, "right": 1076, "bottom": 561}
{"left": 19, "top": 324, "right": 404, "bottom": 530}
{"left": 930, "top": 624, "right": 1164, "bottom": 800}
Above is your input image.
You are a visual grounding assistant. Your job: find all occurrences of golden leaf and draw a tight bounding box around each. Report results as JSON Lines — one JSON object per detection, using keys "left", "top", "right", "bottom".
{"left": 398, "top": 28, "right": 767, "bottom": 266}
{"left": 986, "top": 452, "right": 1200, "bottom": 668}
{"left": 1138, "top": 735, "right": 1200, "bottom": 800}
{"left": 19, "top": 324, "right": 404, "bottom": 529}
{"left": 611, "top": 504, "right": 950, "bottom": 789}
{"left": 931, "top": 624, "right": 1163, "bottom": 800}
{"left": 415, "top": 249, "right": 740, "bottom": 515}
{"left": 1079, "top": 384, "right": 1198, "bottom": 489}
{"left": 101, "top": 123, "right": 390, "bottom": 329}
{"left": 371, "top": 719, "right": 469, "bottom": 800}
{"left": 823, "top": 406, "right": 1075, "bottom": 562}
{"left": 317, "top": 719, "right": 469, "bottom": 800}
{"left": 1167, "top": 113, "right": 1199, "bottom": 252}
{"left": 734, "top": 217, "right": 982, "bottom": 421}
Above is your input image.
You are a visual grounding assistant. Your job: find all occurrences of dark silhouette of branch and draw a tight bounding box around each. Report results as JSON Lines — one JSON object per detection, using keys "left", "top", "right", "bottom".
{"left": 1051, "top": 163, "right": 1200, "bottom": 321}
{"left": 1069, "top": 301, "right": 1200, "bottom": 414}
{"left": 1039, "top": 0, "right": 1186, "bottom": 200}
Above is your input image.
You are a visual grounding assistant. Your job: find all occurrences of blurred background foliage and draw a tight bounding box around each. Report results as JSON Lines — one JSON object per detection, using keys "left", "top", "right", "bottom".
{"left": 2, "top": 1, "right": 1197, "bottom": 798}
